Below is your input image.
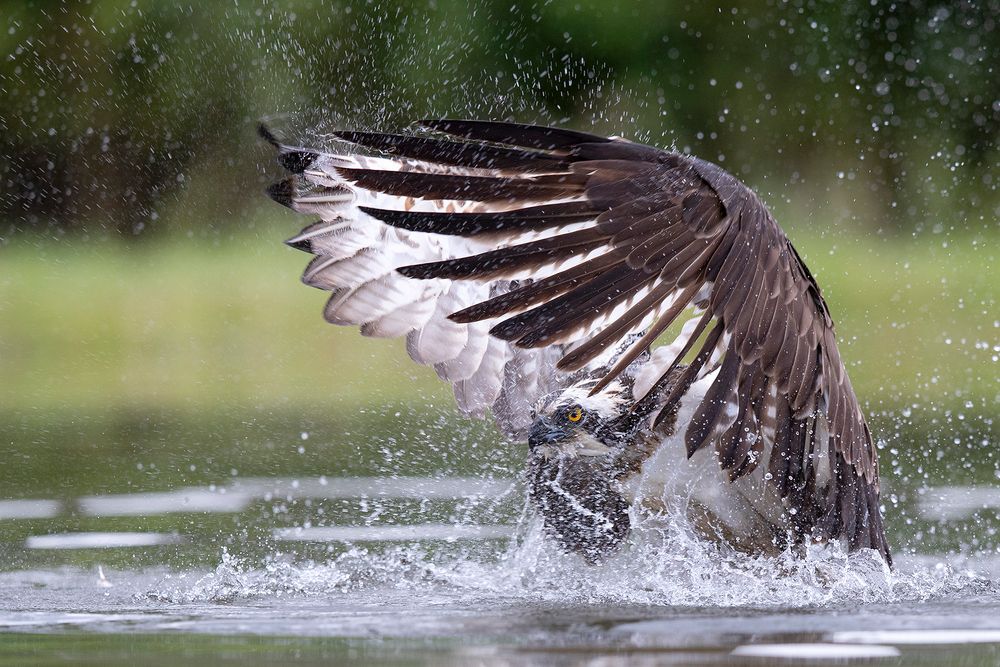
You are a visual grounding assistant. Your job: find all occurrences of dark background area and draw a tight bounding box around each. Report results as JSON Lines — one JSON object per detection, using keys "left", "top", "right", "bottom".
{"left": 2, "top": 0, "right": 997, "bottom": 238}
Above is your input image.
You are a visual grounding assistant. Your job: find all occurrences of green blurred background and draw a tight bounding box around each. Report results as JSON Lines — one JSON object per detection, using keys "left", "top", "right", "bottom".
{"left": 0, "top": 0, "right": 996, "bottom": 558}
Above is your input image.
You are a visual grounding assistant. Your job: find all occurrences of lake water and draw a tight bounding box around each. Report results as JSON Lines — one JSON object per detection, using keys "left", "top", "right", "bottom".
{"left": 2, "top": 409, "right": 998, "bottom": 665}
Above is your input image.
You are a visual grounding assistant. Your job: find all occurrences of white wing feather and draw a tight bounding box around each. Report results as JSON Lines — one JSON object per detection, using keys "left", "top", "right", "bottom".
{"left": 276, "top": 140, "right": 603, "bottom": 435}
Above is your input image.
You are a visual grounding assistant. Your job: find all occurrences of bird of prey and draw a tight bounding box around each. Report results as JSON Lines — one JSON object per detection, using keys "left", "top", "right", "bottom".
{"left": 261, "top": 120, "right": 891, "bottom": 566}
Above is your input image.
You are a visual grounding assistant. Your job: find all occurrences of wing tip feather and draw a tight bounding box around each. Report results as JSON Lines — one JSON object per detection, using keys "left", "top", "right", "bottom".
{"left": 266, "top": 178, "right": 296, "bottom": 209}
{"left": 258, "top": 123, "right": 320, "bottom": 174}
{"left": 284, "top": 234, "right": 313, "bottom": 253}
{"left": 280, "top": 150, "right": 319, "bottom": 174}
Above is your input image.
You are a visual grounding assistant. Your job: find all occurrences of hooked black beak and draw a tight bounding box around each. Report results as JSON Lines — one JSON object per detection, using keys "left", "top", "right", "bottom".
{"left": 528, "top": 418, "right": 568, "bottom": 450}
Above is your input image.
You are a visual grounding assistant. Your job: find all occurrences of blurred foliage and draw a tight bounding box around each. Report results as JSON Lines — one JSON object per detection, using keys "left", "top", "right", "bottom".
{"left": 1, "top": 0, "right": 997, "bottom": 237}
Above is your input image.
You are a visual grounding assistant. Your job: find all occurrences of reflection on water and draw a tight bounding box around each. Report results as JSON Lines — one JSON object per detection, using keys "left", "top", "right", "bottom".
{"left": 233, "top": 476, "right": 514, "bottom": 500}
{"left": 729, "top": 643, "right": 901, "bottom": 659}
{"left": 272, "top": 523, "right": 515, "bottom": 542}
{"left": 78, "top": 488, "right": 253, "bottom": 517}
{"left": 24, "top": 532, "right": 184, "bottom": 550}
{"left": 0, "top": 499, "right": 60, "bottom": 520}
{"left": 73, "top": 476, "right": 513, "bottom": 518}
{"left": 8, "top": 474, "right": 998, "bottom": 561}
{"left": 918, "top": 486, "right": 1000, "bottom": 521}
{"left": 832, "top": 630, "right": 1000, "bottom": 645}
{"left": 13, "top": 474, "right": 519, "bottom": 555}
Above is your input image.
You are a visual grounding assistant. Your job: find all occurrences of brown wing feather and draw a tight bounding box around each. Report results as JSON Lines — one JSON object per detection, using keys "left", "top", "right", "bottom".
{"left": 333, "top": 130, "right": 572, "bottom": 172}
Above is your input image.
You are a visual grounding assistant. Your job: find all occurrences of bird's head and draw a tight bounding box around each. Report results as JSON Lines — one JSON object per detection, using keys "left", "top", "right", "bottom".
{"left": 528, "top": 379, "right": 633, "bottom": 459}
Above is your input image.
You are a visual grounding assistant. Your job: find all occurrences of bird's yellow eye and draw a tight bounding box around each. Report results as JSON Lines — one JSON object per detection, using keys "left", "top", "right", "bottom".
{"left": 567, "top": 407, "right": 583, "bottom": 423}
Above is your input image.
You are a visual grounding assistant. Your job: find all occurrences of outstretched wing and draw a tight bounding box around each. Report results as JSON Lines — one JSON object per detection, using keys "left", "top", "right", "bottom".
{"left": 262, "top": 120, "right": 889, "bottom": 562}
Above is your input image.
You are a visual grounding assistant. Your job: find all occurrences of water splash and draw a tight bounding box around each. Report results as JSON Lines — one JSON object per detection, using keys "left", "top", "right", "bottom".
{"left": 153, "top": 513, "right": 994, "bottom": 608}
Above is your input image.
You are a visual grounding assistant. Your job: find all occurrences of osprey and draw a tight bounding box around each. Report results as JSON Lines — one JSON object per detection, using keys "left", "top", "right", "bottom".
{"left": 261, "top": 120, "right": 891, "bottom": 566}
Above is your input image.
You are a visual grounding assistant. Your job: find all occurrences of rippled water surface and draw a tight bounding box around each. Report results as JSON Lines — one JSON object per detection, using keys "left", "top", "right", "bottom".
{"left": 2, "top": 412, "right": 998, "bottom": 665}
{"left": 0, "top": 414, "right": 1000, "bottom": 665}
